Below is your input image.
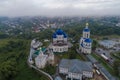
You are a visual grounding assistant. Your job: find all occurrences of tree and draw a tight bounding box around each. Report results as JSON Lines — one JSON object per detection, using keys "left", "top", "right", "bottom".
{"left": 0, "top": 60, "right": 18, "bottom": 80}
{"left": 92, "top": 39, "right": 98, "bottom": 50}
{"left": 0, "top": 33, "right": 9, "bottom": 39}
{"left": 69, "top": 46, "right": 77, "bottom": 59}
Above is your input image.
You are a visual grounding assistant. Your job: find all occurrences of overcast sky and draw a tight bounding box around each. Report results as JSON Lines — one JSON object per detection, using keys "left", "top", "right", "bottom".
{"left": 0, "top": 0, "right": 120, "bottom": 17}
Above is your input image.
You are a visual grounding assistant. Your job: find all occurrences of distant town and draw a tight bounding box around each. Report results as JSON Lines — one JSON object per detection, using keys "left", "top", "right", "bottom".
{"left": 0, "top": 16, "right": 120, "bottom": 36}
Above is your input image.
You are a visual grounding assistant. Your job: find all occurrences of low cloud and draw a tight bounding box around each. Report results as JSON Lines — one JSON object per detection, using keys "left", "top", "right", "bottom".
{"left": 0, "top": 0, "right": 120, "bottom": 17}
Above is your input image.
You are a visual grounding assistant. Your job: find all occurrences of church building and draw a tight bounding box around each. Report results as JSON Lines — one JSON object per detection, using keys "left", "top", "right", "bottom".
{"left": 52, "top": 29, "right": 68, "bottom": 52}
{"left": 79, "top": 23, "right": 92, "bottom": 54}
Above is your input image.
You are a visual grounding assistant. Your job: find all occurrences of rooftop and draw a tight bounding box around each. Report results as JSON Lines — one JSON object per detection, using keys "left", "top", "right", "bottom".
{"left": 52, "top": 29, "right": 67, "bottom": 38}
{"left": 59, "top": 59, "right": 93, "bottom": 73}
{"left": 84, "top": 38, "right": 92, "bottom": 43}
{"left": 34, "top": 47, "right": 46, "bottom": 55}
{"left": 83, "top": 28, "right": 90, "bottom": 32}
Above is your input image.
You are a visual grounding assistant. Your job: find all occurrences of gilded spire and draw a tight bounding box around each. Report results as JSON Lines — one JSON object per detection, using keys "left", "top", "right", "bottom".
{"left": 86, "top": 23, "right": 89, "bottom": 26}
{"left": 86, "top": 23, "right": 89, "bottom": 28}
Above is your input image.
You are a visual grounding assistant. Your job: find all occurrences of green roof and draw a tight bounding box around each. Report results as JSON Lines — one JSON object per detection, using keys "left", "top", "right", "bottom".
{"left": 34, "top": 47, "right": 46, "bottom": 55}
{"left": 41, "top": 48, "right": 46, "bottom": 52}
{"left": 34, "top": 50, "right": 40, "bottom": 55}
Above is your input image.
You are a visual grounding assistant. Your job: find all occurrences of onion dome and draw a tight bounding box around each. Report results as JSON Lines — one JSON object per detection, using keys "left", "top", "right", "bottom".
{"left": 83, "top": 22, "right": 90, "bottom": 32}
{"left": 83, "top": 28, "right": 90, "bottom": 32}
{"left": 53, "top": 29, "right": 67, "bottom": 38}
{"left": 84, "top": 38, "right": 92, "bottom": 43}
{"left": 63, "top": 32, "right": 67, "bottom": 38}
{"left": 52, "top": 33, "right": 57, "bottom": 38}
{"left": 56, "top": 29, "right": 64, "bottom": 35}
{"left": 81, "top": 43, "right": 84, "bottom": 47}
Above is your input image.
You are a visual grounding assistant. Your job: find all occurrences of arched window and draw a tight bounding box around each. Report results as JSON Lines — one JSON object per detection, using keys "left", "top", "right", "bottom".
{"left": 87, "top": 34, "right": 88, "bottom": 38}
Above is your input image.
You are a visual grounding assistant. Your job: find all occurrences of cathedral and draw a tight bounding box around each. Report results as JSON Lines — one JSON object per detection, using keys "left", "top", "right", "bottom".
{"left": 52, "top": 29, "right": 68, "bottom": 52}
{"left": 79, "top": 23, "right": 92, "bottom": 54}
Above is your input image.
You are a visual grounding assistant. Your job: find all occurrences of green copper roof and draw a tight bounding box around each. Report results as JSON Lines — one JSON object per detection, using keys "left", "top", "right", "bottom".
{"left": 34, "top": 47, "right": 46, "bottom": 55}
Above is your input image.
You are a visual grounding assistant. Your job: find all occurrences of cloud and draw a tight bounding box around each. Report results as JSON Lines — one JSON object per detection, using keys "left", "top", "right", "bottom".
{"left": 0, "top": 0, "right": 120, "bottom": 17}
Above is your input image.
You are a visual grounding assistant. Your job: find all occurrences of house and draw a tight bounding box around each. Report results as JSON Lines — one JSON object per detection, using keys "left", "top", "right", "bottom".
{"left": 59, "top": 59, "right": 93, "bottom": 80}
{"left": 99, "top": 40, "right": 117, "bottom": 49}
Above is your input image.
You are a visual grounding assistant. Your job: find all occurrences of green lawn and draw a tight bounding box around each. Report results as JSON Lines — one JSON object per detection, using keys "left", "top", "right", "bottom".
{"left": 42, "top": 65, "right": 56, "bottom": 75}
{"left": 0, "top": 39, "right": 10, "bottom": 48}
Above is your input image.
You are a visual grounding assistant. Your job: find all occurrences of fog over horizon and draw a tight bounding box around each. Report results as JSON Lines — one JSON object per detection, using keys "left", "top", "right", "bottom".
{"left": 0, "top": 0, "right": 120, "bottom": 17}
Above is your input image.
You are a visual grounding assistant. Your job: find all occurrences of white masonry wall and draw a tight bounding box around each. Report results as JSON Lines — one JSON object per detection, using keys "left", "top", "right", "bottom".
{"left": 35, "top": 55, "right": 48, "bottom": 68}
{"left": 59, "top": 67, "right": 68, "bottom": 74}
{"left": 83, "top": 71, "right": 93, "bottom": 78}
{"left": 53, "top": 45, "right": 68, "bottom": 52}
{"left": 68, "top": 72, "right": 82, "bottom": 80}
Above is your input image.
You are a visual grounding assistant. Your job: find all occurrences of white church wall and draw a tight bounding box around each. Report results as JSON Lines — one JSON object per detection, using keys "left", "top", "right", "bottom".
{"left": 57, "top": 35, "right": 64, "bottom": 40}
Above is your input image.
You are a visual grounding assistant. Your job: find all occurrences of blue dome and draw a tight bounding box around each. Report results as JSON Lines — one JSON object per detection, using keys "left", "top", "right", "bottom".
{"left": 81, "top": 43, "right": 83, "bottom": 47}
{"left": 52, "top": 33, "right": 57, "bottom": 38}
{"left": 56, "top": 29, "right": 64, "bottom": 35}
{"left": 64, "top": 35, "right": 67, "bottom": 38}
{"left": 53, "top": 29, "right": 67, "bottom": 38}
{"left": 83, "top": 28, "right": 90, "bottom": 32}
{"left": 63, "top": 32, "right": 67, "bottom": 38}
{"left": 84, "top": 38, "right": 92, "bottom": 43}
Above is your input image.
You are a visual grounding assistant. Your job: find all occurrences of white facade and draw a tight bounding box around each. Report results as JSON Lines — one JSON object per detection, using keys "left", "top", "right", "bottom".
{"left": 59, "top": 59, "right": 93, "bottom": 80}
{"left": 47, "top": 50, "right": 54, "bottom": 65}
{"left": 67, "top": 72, "right": 82, "bottom": 80}
{"left": 83, "top": 71, "right": 93, "bottom": 78}
{"left": 59, "top": 67, "right": 93, "bottom": 80}
{"left": 59, "top": 68, "right": 93, "bottom": 80}
{"left": 35, "top": 48, "right": 54, "bottom": 68}
{"left": 53, "top": 46, "right": 68, "bottom": 52}
{"left": 59, "top": 67, "right": 68, "bottom": 74}
{"left": 35, "top": 53, "right": 48, "bottom": 68}
{"left": 79, "top": 23, "right": 92, "bottom": 54}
